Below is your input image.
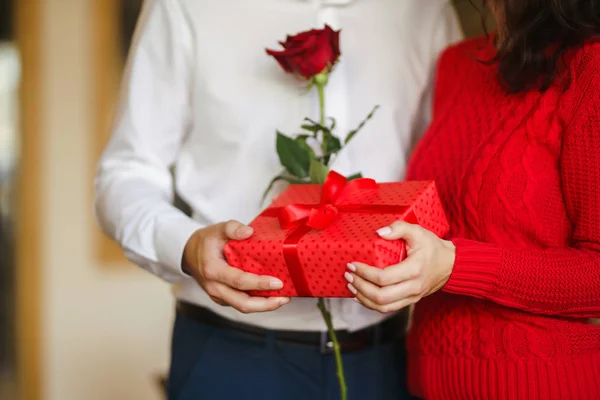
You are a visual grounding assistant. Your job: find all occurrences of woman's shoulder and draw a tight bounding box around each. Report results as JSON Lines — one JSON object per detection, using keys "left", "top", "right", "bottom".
{"left": 437, "top": 35, "right": 492, "bottom": 65}
{"left": 432, "top": 35, "right": 493, "bottom": 94}
{"left": 558, "top": 40, "right": 600, "bottom": 126}
{"left": 433, "top": 35, "right": 494, "bottom": 84}
{"left": 565, "top": 39, "right": 600, "bottom": 82}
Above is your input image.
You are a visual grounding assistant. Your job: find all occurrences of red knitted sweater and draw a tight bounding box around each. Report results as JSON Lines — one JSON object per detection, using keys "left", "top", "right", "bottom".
{"left": 405, "top": 37, "right": 600, "bottom": 400}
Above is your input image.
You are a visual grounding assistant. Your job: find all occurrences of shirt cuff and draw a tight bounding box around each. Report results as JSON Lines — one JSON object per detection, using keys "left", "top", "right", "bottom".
{"left": 443, "top": 239, "right": 502, "bottom": 298}
{"left": 154, "top": 212, "right": 204, "bottom": 277}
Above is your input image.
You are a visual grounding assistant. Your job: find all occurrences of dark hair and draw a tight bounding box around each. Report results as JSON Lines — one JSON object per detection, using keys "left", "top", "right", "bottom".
{"left": 474, "top": 0, "right": 600, "bottom": 93}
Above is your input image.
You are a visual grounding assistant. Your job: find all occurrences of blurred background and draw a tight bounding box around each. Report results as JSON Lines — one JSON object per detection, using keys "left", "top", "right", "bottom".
{"left": 0, "top": 1, "right": 489, "bottom": 399}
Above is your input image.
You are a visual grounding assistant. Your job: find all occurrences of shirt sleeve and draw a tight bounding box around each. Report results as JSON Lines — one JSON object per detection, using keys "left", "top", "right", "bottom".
{"left": 94, "top": 0, "right": 202, "bottom": 282}
{"left": 443, "top": 58, "right": 600, "bottom": 318}
{"left": 407, "top": 2, "right": 464, "bottom": 158}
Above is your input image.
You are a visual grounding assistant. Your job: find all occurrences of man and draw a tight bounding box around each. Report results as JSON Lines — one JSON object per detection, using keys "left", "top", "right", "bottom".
{"left": 94, "top": 1, "right": 462, "bottom": 399}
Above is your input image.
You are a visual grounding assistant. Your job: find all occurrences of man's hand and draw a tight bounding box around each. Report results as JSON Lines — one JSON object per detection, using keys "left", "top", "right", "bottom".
{"left": 183, "top": 220, "right": 290, "bottom": 313}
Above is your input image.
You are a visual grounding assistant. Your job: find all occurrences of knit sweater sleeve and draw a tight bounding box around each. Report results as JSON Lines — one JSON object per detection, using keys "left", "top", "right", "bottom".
{"left": 442, "top": 60, "right": 600, "bottom": 318}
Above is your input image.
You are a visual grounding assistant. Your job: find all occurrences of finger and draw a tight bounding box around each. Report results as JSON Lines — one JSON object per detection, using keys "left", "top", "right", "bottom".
{"left": 216, "top": 284, "right": 291, "bottom": 314}
{"left": 376, "top": 220, "right": 423, "bottom": 243}
{"left": 354, "top": 292, "right": 420, "bottom": 314}
{"left": 347, "top": 271, "right": 421, "bottom": 305}
{"left": 207, "top": 259, "right": 284, "bottom": 291}
{"left": 222, "top": 220, "right": 254, "bottom": 241}
{"left": 208, "top": 295, "right": 227, "bottom": 306}
{"left": 347, "top": 260, "right": 419, "bottom": 286}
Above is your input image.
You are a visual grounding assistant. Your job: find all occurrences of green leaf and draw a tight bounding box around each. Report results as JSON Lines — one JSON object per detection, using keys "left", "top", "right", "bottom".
{"left": 301, "top": 119, "right": 328, "bottom": 139}
{"left": 276, "top": 131, "right": 312, "bottom": 178}
{"left": 324, "top": 135, "right": 342, "bottom": 155}
{"left": 303, "top": 117, "right": 333, "bottom": 151}
{"left": 346, "top": 172, "right": 363, "bottom": 181}
{"left": 295, "top": 136, "right": 315, "bottom": 156}
{"left": 344, "top": 105, "right": 380, "bottom": 144}
{"left": 309, "top": 159, "right": 330, "bottom": 184}
{"left": 304, "top": 117, "right": 329, "bottom": 132}
{"left": 300, "top": 124, "right": 321, "bottom": 133}
{"left": 328, "top": 117, "right": 336, "bottom": 131}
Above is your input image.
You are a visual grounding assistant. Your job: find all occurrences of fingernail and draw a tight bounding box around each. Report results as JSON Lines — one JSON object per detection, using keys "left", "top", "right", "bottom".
{"left": 237, "top": 226, "right": 253, "bottom": 236}
{"left": 347, "top": 284, "right": 358, "bottom": 295}
{"left": 353, "top": 298, "right": 360, "bottom": 303}
{"left": 270, "top": 279, "right": 283, "bottom": 290}
{"left": 376, "top": 226, "right": 392, "bottom": 237}
{"left": 279, "top": 298, "right": 290, "bottom": 306}
{"left": 347, "top": 263, "right": 356, "bottom": 272}
{"left": 344, "top": 272, "right": 354, "bottom": 283}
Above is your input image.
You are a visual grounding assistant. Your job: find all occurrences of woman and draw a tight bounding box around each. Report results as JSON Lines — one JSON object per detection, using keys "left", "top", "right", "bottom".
{"left": 344, "top": 1, "right": 600, "bottom": 399}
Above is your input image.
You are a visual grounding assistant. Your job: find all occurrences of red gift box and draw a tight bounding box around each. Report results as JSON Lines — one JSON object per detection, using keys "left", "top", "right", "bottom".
{"left": 224, "top": 171, "right": 449, "bottom": 298}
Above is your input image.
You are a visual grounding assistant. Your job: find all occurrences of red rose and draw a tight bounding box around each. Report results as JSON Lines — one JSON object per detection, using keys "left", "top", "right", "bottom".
{"left": 266, "top": 25, "right": 341, "bottom": 79}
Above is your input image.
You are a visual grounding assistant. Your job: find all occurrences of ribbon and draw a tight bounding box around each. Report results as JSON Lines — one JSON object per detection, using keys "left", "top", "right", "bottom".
{"left": 261, "top": 171, "right": 418, "bottom": 297}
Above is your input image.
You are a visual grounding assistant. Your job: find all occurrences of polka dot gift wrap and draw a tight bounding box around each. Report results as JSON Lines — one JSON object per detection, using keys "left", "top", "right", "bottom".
{"left": 224, "top": 178, "right": 449, "bottom": 298}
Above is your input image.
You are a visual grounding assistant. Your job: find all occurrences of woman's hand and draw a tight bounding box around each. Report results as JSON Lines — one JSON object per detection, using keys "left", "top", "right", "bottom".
{"left": 345, "top": 221, "right": 456, "bottom": 313}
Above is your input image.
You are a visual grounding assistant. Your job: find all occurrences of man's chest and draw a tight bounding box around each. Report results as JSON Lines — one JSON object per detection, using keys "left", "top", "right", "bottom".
{"left": 180, "top": 2, "right": 432, "bottom": 125}
{"left": 179, "top": 0, "right": 441, "bottom": 180}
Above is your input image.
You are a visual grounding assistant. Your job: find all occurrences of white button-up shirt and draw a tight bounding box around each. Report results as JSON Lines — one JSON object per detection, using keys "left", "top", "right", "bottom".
{"left": 95, "top": 0, "right": 463, "bottom": 331}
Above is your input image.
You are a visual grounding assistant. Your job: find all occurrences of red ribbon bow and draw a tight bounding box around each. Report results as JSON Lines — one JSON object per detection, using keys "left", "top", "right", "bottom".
{"left": 261, "top": 171, "right": 416, "bottom": 297}
{"left": 274, "top": 171, "right": 378, "bottom": 230}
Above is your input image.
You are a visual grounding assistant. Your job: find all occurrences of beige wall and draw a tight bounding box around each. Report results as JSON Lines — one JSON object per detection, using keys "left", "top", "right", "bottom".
{"left": 39, "top": 1, "right": 173, "bottom": 399}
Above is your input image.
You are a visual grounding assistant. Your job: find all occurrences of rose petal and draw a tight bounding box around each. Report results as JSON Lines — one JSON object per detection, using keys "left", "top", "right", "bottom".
{"left": 266, "top": 26, "right": 342, "bottom": 78}
{"left": 265, "top": 49, "right": 294, "bottom": 73}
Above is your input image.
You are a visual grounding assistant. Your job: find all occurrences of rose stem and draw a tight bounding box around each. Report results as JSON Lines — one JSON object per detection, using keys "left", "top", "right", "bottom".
{"left": 317, "top": 298, "right": 348, "bottom": 400}
{"left": 315, "top": 76, "right": 332, "bottom": 165}
{"left": 317, "top": 80, "right": 326, "bottom": 126}
{"left": 312, "top": 70, "right": 346, "bottom": 399}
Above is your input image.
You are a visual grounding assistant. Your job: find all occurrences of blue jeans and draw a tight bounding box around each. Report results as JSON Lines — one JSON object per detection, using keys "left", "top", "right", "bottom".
{"left": 167, "top": 312, "right": 410, "bottom": 400}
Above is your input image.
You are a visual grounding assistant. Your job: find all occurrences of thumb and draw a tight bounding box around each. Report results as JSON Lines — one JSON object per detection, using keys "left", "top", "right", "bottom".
{"left": 222, "top": 220, "right": 254, "bottom": 240}
{"left": 376, "top": 220, "right": 423, "bottom": 245}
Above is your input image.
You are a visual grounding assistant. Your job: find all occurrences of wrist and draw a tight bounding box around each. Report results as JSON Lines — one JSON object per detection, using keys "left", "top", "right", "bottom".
{"left": 182, "top": 229, "right": 202, "bottom": 276}
{"left": 441, "top": 239, "right": 456, "bottom": 281}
